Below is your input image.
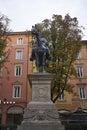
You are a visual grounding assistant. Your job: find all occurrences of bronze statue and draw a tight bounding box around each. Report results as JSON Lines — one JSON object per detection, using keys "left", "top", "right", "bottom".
{"left": 30, "top": 25, "right": 51, "bottom": 72}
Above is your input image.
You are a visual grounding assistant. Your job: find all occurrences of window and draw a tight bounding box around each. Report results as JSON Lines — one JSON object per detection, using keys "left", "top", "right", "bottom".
{"left": 79, "top": 87, "right": 86, "bottom": 99}
{"left": 17, "top": 38, "right": 23, "bottom": 45}
{"left": 76, "top": 66, "right": 83, "bottom": 78}
{"left": 58, "top": 89, "right": 64, "bottom": 101}
{"left": 13, "top": 85, "right": 21, "bottom": 98}
{"left": 15, "top": 64, "right": 22, "bottom": 76}
{"left": 16, "top": 49, "right": 23, "bottom": 60}
{"left": 0, "top": 68, "right": 2, "bottom": 77}
{"left": 77, "top": 52, "right": 81, "bottom": 59}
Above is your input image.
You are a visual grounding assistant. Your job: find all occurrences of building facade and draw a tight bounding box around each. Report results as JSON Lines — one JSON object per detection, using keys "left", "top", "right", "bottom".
{"left": 0, "top": 30, "right": 87, "bottom": 125}
{"left": 0, "top": 31, "right": 32, "bottom": 125}
{"left": 56, "top": 40, "right": 87, "bottom": 112}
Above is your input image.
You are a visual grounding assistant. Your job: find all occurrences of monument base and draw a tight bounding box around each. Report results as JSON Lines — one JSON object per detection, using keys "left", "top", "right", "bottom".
{"left": 17, "top": 73, "right": 64, "bottom": 130}
{"left": 18, "top": 102, "right": 64, "bottom": 130}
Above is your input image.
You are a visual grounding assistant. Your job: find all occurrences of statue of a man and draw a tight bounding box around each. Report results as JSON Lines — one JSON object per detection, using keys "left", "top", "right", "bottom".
{"left": 30, "top": 25, "right": 51, "bottom": 72}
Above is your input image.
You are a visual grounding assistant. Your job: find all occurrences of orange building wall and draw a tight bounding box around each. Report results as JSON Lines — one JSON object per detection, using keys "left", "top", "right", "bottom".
{"left": 0, "top": 31, "right": 33, "bottom": 125}
{"left": 56, "top": 41, "right": 87, "bottom": 112}
{"left": 0, "top": 31, "right": 87, "bottom": 124}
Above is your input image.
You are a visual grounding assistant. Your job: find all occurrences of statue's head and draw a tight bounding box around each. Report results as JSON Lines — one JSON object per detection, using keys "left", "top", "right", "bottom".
{"left": 31, "top": 25, "right": 39, "bottom": 36}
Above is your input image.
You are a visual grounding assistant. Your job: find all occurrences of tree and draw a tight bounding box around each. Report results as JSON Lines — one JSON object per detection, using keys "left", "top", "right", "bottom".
{"left": 36, "top": 14, "right": 84, "bottom": 103}
{"left": 0, "top": 13, "right": 10, "bottom": 68}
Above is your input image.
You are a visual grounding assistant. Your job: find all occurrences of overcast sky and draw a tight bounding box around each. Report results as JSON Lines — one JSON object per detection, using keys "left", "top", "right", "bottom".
{"left": 0, "top": 0, "right": 87, "bottom": 39}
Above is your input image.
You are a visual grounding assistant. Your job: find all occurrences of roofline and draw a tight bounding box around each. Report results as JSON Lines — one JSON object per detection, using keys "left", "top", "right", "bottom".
{"left": 6, "top": 32, "right": 87, "bottom": 42}
{"left": 7, "top": 31, "right": 31, "bottom": 35}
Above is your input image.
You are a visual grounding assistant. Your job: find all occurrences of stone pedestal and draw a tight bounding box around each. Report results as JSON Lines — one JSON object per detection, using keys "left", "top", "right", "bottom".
{"left": 18, "top": 73, "right": 64, "bottom": 130}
